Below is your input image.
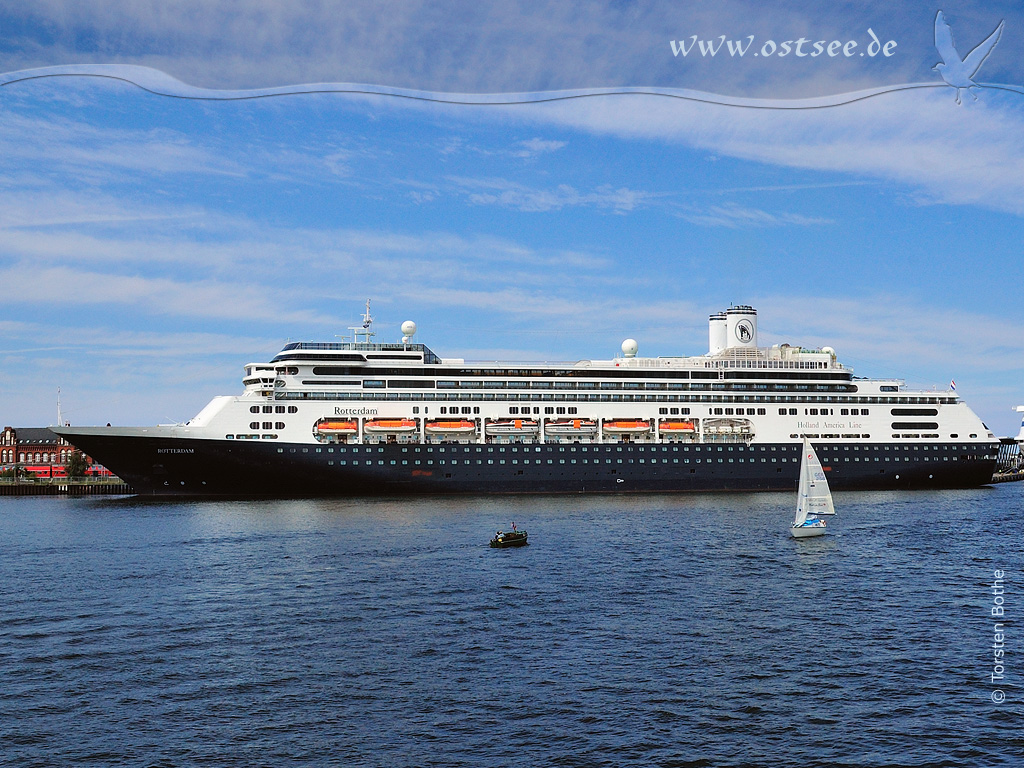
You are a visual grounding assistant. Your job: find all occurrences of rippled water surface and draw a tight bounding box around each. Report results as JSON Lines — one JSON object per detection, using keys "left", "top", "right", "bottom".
{"left": 2, "top": 485, "right": 1021, "bottom": 766}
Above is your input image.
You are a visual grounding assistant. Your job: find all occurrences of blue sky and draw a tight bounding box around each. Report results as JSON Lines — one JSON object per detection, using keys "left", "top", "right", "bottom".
{"left": 1, "top": 1, "right": 1023, "bottom": 436}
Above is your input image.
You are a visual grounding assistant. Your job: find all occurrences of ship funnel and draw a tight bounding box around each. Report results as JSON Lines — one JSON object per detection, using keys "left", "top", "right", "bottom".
{"left": 708, "top": 313, "right": 727, "bottom": 355}
{"left": 725, "top": 305, "right": 757, "bottom": 350}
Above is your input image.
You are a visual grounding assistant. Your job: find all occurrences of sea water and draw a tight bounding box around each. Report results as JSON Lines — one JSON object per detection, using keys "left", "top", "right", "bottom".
{"left": 1, "top": 485, "right": 1021, "bottom": 767}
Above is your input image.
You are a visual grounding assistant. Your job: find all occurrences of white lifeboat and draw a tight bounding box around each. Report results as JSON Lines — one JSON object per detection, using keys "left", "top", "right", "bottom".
{"left": 485, "top": 419, "right": 540, "bottom": 435}
{"left": 545, "top": 419, "right": 598, "bottom": 435}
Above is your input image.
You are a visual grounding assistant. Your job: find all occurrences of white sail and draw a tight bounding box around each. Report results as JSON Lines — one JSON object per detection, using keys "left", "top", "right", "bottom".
{"left": 793, "top": 440, "right": 812, "bottom": 528}
{"left": 802, "top": 439, "right": 835, "bottom": 516}
{"left": 793, "top": 437, "right": 835, "bottom": 530}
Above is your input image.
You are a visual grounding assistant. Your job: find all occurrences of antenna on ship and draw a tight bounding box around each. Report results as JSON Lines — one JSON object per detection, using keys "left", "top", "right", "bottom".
{"left": 56, "top": 387, "right": 64, "bottom": 427}
{"left": 348, "top": 299, "right": 376, "bottom": 345}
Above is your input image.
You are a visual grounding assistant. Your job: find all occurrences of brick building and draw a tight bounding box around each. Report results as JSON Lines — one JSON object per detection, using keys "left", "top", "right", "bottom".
{"left": 0, "top": 426, "right": 97, "bottom": 468}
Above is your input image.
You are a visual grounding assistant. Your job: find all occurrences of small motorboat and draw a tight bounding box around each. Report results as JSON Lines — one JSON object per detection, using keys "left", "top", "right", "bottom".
{"left": 490, "top": 527, "right": 528, "bottom": 548}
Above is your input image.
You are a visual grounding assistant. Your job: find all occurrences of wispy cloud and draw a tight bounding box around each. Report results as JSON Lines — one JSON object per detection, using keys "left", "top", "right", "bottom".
{"left": 517, "top": 89, "right": 1024, "bottom": 216}
{"left": 513, "top": 137, "right": 567, "bottom": 158}
{"left": 676, "top": 202, "right": 833, "bottom": 227}
{"left": 448, "top": 175, "right": 652, "bottom": 212}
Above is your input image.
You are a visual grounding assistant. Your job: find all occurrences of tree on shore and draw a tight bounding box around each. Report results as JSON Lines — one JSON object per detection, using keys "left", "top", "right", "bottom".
{"left": 65, "top": 451, "right": 88, "bottom": 479}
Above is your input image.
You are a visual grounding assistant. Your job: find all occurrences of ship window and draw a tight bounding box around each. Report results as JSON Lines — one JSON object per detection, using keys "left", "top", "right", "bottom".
{"left": 250, "top": 421, "right": 259, "bottom": 429}
{"left": 556, "top": 407, "right": 566, "bottom": 415}
{"left": 288, "top": 406, "right": 298, "bottom": 413}
{"left": 757, "top": 408, "right": 766, "bottom": 415}
{"left": 275, "top": 422, "right": 285, "bottom": 429}
{"left": 263, "top": 406, "right": 273, "bottom": 413}
{"left": 545, "top": 407, "right": 554, "bottom": 414}
{"left": 568, "top": 407, "right": 577, "bottom": 414}
{"left": 363, "top": 380, "right": 385, "bottom": 388}
{"left": 250, "top": 406, "right": 259, "bottom": 413}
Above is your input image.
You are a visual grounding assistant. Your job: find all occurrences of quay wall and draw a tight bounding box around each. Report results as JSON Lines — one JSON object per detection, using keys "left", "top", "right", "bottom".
{"left": 0, "top": 482, "right": 133, "bottom": 496}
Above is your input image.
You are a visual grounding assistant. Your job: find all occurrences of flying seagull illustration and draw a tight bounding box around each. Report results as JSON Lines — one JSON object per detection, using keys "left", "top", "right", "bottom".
{"left": 933, "top": 10, "right": 1004, "bottom": 104}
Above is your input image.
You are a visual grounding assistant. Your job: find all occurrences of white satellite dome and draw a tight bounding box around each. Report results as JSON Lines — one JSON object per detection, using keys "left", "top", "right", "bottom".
{"left": 621, "top": 339, "right": 638, "bottom": 358}
{"left": 401, "top": 320, "right": 417, "bottom": 341}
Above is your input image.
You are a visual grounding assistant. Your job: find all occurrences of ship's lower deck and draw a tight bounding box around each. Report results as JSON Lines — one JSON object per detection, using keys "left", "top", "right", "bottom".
{"left": 63, "top": 431, "right": 997, "bottom": 497}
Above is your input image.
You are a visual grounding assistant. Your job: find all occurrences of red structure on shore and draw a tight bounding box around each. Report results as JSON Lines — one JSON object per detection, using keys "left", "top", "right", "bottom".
{"left": 1, "top": 426, "right": 111, "bottom": 478}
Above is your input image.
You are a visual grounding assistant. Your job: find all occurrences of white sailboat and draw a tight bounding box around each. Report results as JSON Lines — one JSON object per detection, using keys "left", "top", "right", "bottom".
{"left": 790, "top": 438, "right": 835, "bottom": 538}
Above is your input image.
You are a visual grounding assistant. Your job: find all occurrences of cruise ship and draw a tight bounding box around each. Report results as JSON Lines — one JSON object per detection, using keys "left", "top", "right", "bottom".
{"left": 56, "top": 303, "right": 998, "bottom": 496}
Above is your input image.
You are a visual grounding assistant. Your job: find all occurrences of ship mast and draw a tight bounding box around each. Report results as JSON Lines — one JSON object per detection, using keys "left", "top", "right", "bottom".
{"left": 347, "top": 298, "right": 376, "bottom": 345}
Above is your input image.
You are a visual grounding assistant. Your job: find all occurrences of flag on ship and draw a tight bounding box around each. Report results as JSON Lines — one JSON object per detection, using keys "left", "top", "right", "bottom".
{"left": 950, "top": 380, "right": 956, "bottom": 391}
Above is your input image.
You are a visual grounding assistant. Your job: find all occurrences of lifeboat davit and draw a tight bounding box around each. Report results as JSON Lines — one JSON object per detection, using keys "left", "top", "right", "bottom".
{"left": 658, "top": 420, "right": 696, "bottom": 432}
{"left": 425, "top": 419, "right": 477, "bottom": 434}
{"left": 485, "top": 419, "right": 540, "bottom": 435}
{"left": 316, "top": 420, "right": 358, "bottom": 434}
{"left": 545, "top": 419, "right": 598, "bottom": 435}
{"left": 363, "top": 418, "right": 418, "bottom": 433}
{"left": 602, "top": 420, "right": 652, "bottom": 434}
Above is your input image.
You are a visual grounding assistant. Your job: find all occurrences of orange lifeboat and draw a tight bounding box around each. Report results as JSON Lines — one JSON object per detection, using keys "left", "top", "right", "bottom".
{"left": 602, "top": 420, "right": 652, "bottom": 434}
{"left": 658, "top": 420, "right": 696, "bottom": 432}
{"left": 316, "top": 420, "right": 358, "bottom": 434}
{"left": 425, "top": 419, "right": 477, "bottom": 434}
{"left": 363, "top": 418, "right": 418, "bottom": 433}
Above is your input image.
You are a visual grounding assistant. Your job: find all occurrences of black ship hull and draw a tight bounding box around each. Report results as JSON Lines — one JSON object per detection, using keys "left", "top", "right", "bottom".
{"left": 59, "top": 430, "right": 996, "bottom": 497}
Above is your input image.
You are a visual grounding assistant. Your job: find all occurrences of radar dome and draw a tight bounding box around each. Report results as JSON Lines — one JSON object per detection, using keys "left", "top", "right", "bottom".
{"left": 621, "top": 339, "right": 638, "bottom": 358}
{"left": 401, "top": 320, "right": 417, "bottom": 339}
{"left": 822, "top": 346, "right": 835, "bottom": 356}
